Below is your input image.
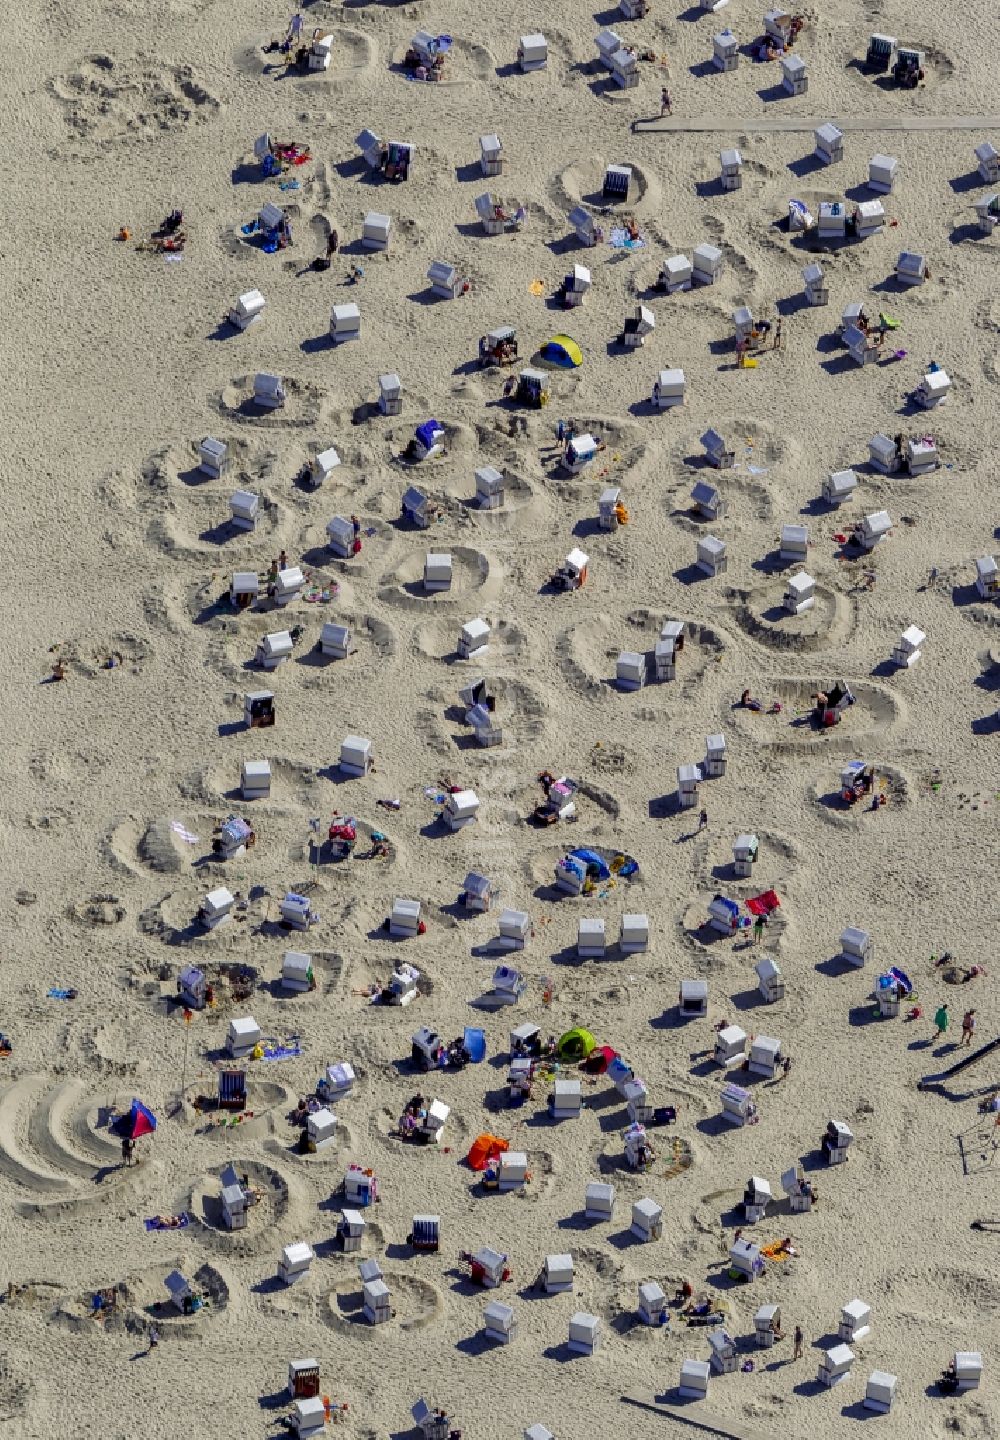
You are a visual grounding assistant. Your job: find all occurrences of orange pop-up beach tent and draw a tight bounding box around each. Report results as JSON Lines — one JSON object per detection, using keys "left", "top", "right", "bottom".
{"left": 467, "top": 1133, "right": 509, "bottom": 1171}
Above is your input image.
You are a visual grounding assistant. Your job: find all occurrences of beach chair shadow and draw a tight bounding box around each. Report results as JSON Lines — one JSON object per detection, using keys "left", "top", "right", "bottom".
{"left": 949, "top": 222, "right": 987, "bottom": 245}
{"left": 787, "top": 153, "right": 824, "bottom": 178}
{"left": 819, "top": 353, "right": 859, "bottom": 375}
{"left": 949, "top": 170, "right": 983, "bottom": 193}
{"left": 815, "top": 954, "right": 858, "bottom": 978}
{"left": 300, "top": 332, "right": 334, "bottom": 354}
{"left": 672, "top": 563, "right": 712, "bottom": 585}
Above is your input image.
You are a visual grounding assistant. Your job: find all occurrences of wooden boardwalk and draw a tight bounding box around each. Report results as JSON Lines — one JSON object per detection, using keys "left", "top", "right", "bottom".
{"left": 634, "top": 114, "right": 1000, "bottom": 135}
{"left": 621, "top": 1392, "right": 772, "bottom": 1440}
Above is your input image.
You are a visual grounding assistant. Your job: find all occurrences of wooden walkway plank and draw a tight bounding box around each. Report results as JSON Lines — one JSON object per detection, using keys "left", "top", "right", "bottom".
{"left": 634, "top": 114, "right": 1000, "bottom": 135}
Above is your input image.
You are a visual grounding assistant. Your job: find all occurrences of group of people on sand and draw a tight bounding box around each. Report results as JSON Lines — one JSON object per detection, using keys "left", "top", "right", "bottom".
{"left": 933, "top": 1003, "right": 980, "bottom": 1046}
{"left": 737, "top": 317, "right": 783, "bottom": 364}
{"left": 134, "top": 210, "right": 186, "bottom": 254}
{"left": 276, "top": 13, "right": 332, "bottom": 70}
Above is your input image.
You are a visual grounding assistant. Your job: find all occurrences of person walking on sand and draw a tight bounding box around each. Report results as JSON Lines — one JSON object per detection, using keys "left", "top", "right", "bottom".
{"left": 793, "top": 1324, "right": 803, "bottom": 1360}
{"left": 753, "top": 915, "right": 765, "bottom": 945}
{"left": 121, "top": 1136, "right": 135, "bottom": 1168}
{"left": 698, "top": 808, "right": 708, "bottom": 831}
{"left": 961, "top": 1009, "right": 977, "bottom": 1047}
{"left": 934, "top": 1003, "right": 949, "bottom": 1040}
{"left": 148, "top": 1325, "right": 160, "bottom": 1352}
{"left": 774, "top": 318, "right": 783, "bottom": 351}
{"left": 661, "top": 87, "right": 672, "bottom": 117}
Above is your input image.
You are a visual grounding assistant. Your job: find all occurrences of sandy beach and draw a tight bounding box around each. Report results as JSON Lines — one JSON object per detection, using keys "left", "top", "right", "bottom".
{"left": 2, "top": 0, "right": 999, "bottom": 1436}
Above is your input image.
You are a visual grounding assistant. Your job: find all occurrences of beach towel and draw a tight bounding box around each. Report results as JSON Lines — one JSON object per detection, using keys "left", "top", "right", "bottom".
{"left": 47, "top": 988, "right": 76, "bottom": 1000}
{"left": 746, "top": 890, "right": 781, "bottom": 916}
{"left": 608, "top": 228, "right": 645, "bottom": 250}
{"left": 144, "top": 1213, "right": 190, "bottom": 1233}
{"left": 609, "top": 854, "right": 639, "bottom": 877}
{"left": 262, "top": 1039, "right": 303, "bottom": 1061}
{"left": 170, "top": 821, "right": 199, "bottom": 845}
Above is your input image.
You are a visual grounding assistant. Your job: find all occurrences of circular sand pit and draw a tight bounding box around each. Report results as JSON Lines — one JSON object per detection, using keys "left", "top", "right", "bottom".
{"left": 377, "top": 546, "right": 495, "bottom": 608}
{"left": 412, "top": 615, "right": 526, "bottom": 663}
{"left": 235, "top": 23, "right": 375, "bottom": 80}
{"left": 217, "top": 375, "right": 323, "bottom": 429}
{"left": 189, "top": 1158, "right": 290, "bottom": 1241}
{"left": 727, "top": 678, "right": 904, "bottom": 749}
{"left": 551, "top": 157, "right": 659, "bottom": 218}
{"left": 438, "top": 466, "right": 538, "bottom": 520}
{"left": 149, "top": 489, "right": 283, "bottom": 558}
{"left": 389, "top": 36, "right": 494, "bottom": 84}
{"left": 731, "top": 579, "right": 852, "bottom": 652}
{"left": 132, "top": 1262, "right": 229, "bottom": 1328}
{"left": 701, "top": 828, "right": 798, "bottom": 891}
{"left": 556, "top": 613, "right": 723, "bottom": 697}
{"left": 527, "top": 841, "right": 643, "bottom": 899}
{"left": 325, "top": 1271, "right": 443, "bottom": 1333}
{"left": 190, "top": 1078, "right": 294, "bottom": 1145}
{"left": 809, "top": 764, "right": 909, "bottom": 826}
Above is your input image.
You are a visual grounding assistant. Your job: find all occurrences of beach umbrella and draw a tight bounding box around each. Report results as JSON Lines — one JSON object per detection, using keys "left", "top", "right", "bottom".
{"left": 122, "top": 1099, "right": 157, "bottom": 1139}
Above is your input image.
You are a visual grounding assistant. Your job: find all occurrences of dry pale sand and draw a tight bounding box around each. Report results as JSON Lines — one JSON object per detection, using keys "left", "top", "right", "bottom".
{"left": 2, "top": 0, "right": 1000, "bottom": 1436}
